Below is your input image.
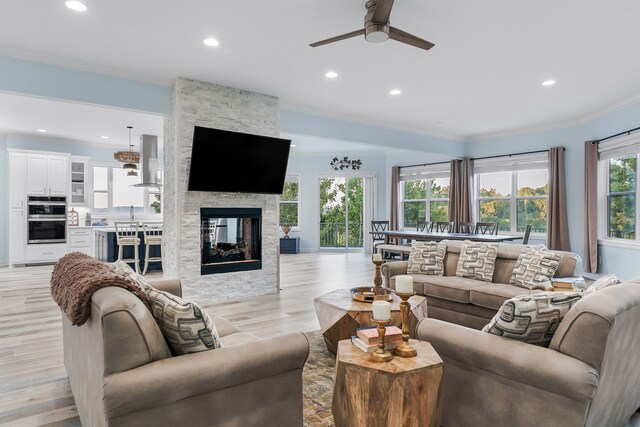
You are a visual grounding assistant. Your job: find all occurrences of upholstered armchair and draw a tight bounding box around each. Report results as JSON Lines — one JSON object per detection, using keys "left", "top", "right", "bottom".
{"left": 417, "top": 278, "right": 640, "bottom": 427}
{"left": 62, "top": 279, "right": 309, "bottom": 427}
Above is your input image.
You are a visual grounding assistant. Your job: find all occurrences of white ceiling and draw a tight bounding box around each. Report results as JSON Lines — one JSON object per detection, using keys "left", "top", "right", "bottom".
{"left": 1, "top": 1, "right": 640, "bottom": 140}
{"left": 282, "top": 133, "right": 388, "bottom": 154}
{"left": 0, "top": 92, "right": 164, "bottom": 147}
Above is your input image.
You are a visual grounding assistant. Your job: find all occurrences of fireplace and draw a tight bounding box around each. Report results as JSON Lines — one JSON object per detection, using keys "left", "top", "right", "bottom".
{"left": 200, "top": 208, "right": 262, "bottom": 275}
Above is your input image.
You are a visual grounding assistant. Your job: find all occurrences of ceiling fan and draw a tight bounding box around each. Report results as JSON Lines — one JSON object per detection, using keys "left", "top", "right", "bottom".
{"left": 309, "top": 0, "right": 435, "bottom": 51}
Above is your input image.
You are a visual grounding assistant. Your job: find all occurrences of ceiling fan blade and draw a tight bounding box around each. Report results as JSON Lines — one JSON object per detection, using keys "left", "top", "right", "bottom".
{"left": 389, "top": 26, "right": 435, "bottom": 51}
{"left": 372, "top": 0, "right": 394, "bottom": 23}
{"left": 309, "top": 29, "right": 365, "bottom": 47}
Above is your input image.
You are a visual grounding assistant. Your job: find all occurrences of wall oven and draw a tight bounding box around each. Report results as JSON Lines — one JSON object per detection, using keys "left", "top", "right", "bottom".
{"left": 27, "top": 196, "right": 67, "bottom": 244}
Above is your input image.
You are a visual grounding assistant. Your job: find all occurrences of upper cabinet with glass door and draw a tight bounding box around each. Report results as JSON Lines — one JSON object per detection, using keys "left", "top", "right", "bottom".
{"left": 69, "top": 156, "right": 89, "bottom": 206}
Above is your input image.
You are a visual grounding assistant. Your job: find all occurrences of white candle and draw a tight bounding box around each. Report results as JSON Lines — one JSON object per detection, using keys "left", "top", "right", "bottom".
{"left": 372, "top": 253, "right": 383, "bottom": 262}
{"left": 372, "top": 301, "right": 391, "bottom": 320}
{"left": 396, "top": 275, "right": 413, "bottom": 294}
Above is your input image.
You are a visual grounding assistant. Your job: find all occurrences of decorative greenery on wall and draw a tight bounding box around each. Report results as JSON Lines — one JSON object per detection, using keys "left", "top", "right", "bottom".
{"left": 330, "top": 157, "right": 362, "bottom": 171}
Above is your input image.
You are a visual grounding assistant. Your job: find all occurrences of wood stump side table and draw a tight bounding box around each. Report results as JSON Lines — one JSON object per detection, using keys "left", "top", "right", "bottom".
{"left": 313, "top": 289, "right": 428, "bottom": 354}
{"left": 332, "top": 339, "right": 443, "bottom": 427}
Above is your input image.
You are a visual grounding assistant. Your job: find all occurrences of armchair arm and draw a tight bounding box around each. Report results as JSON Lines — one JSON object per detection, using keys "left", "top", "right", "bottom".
{"left": 417, "top": 319, "right": 598, "bottom": 402}
{"left": 381, "top": 261, "right": 408, "bottom": 288}
{"left": 103, "top": 332, "right": 309, "bottom": 418}
{"left": 147, "top": 279, "right": 182, "bottom": 297}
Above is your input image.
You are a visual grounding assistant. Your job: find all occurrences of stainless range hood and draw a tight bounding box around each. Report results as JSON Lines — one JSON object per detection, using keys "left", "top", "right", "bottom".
{"left": 133, "top": 134, "right": 162, "bottom": 188}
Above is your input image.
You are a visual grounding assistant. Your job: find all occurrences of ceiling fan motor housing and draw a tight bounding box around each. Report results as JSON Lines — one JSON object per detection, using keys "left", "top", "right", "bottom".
{"left": 365, "top": 0, "right": 390, "bottom": 42}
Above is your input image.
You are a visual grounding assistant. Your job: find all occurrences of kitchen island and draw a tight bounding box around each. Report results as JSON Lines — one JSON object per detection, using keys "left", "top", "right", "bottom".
{"left": 94, "top": 228, "right": 162, "bottom": 272}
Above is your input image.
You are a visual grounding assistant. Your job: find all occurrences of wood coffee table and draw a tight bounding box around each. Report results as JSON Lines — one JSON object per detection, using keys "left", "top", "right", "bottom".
{"left": 313, "top": 289, "right": 428, "bottom": 354}
{"left": 332, "top": 339, "right": 443, "bottom": 427}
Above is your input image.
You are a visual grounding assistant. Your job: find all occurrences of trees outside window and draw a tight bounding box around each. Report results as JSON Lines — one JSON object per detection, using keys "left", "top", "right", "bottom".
{"left": 401, "top": 178, "right": 450, "bottom": 228}
{"left": 279, "top": 176, "right": 300, "bottom": 227}
{"left": 607, "top": 155, "right": 637, "bottom": 239}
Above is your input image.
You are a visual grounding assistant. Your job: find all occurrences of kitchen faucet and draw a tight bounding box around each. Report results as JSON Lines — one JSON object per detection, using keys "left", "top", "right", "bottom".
{"left": 129, "top": 205, "right": 134, "bottom": 221}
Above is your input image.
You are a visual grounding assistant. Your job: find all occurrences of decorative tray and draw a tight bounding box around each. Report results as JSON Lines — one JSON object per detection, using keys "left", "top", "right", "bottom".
{"left": 350, "top": 286, "right": 394, "bottom": 302}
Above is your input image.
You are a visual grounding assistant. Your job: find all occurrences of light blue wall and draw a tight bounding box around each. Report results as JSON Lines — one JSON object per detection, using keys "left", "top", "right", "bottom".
{"left": 467, "top": 100, "right": 640, "bottom": 280}
{"left": 0, "top": 135, "right": 8, "bottom": 263}
{"left": 285, "top": 153, "right": 389, "bottom": 252}
{"left": 0, "top": 55, "right": 171, "bottom": 115}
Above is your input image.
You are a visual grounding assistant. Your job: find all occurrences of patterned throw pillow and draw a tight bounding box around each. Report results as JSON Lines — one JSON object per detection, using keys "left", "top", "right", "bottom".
{"left": 112, "top": 260, "right": 222, "bottom": 355}
{"left": 585, "top": 274, "right": 620, "bottom": 294}
{"left": 145, "top": 287, "right": 222, "bottom": 355}
{"left": 455, "top": 241, "right": 499, "bottom": 282}
{"left": 483, "top": 292, "right": 583, "bottom": 346}
{"left": 407, "top": 241, "right": 446, "bottom": 275}
{"left": 510, "top": 247, "right": 563, "bottom": 289}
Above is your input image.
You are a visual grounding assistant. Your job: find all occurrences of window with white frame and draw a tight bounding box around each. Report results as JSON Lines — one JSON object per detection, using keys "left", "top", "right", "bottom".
{"left": 92, "top": 165, "right": 162, "bottom": 216}
{"left": 399, "top": 165, "right": 450, "bottom": 228}
{"left": 279, "top": 175, "right": 300, "bottom": 227}
{"left": 598, "top": 135, "right": 640, "bottom": 242}
{"left": 475, "top": 154, "right": 548, "bottom": 234}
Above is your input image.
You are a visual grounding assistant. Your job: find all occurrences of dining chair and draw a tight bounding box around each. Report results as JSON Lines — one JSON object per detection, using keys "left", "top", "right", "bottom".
{"left": 458, "top": 222, "right": 476, "bottom": 234}
{"left": 416, "top": 220, "right": 432, "bottom": 232}
{"left": 115, "top": 222, "right": 141, "bottom": 273}
{"left": 142, "top": 222, "right": 163, "bottom": 275}
{"left": 522, "top": 224, "right": 532, "bottom": 245}
{"left": 475, "top": 222, "right": 499, "bottom": 235}
{"left": 371, "top": 220, "right": 389, "bottom": 251}
{"left": 435, "top": 221, "right": 455, "bottom": 233}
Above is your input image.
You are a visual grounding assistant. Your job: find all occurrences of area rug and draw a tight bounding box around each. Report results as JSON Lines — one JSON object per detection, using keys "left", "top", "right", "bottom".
{"left": 303, "top": 330, "right": 336, "bottom": 426}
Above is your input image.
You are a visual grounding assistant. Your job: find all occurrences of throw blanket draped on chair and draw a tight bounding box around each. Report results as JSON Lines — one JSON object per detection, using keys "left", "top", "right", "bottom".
{"left": 51, "top": 252, "right": 151, "bottom": 326}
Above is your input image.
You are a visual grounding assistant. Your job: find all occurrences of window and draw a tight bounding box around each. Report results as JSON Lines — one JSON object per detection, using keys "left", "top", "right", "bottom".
{"left": 279, "top": 175, "right": 300, "bottom": 227}
{"left": 92, "top": 165, "right": 162, "bottom": 216}
{"left": 605, "top": 155, "right": 637, "bottom": 240}
{"left": 475, "top": 154, "right": 548, "bottom": 234}
{"left": 399, "top": 165, "right": 449, "bottom": 228}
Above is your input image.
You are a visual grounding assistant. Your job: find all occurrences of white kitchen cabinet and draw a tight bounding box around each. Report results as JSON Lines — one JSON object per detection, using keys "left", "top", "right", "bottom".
{"left": 69, "top": 157, "right": 89, "bottom": 206}
{"left": 26, "top": 154, "right": 68, "bottom": 196}
{"left": 26, "top": 244, "right": 68, "bottom": 263}
{"left": 9, "top": 209, "right": 26, "bottom": 264}
{"left": 9, "top": 152, "right": 27, "bottom": 208}
{"left": 68, "top": 227, "right": 94, "bottom": 256}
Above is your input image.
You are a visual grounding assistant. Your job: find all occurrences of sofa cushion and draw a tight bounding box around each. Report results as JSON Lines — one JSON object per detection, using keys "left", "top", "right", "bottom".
{"left": 145, "top": 286, "right": 223, "bottom": 355}
{"left": 470, "top": 283, "right": 535, "bottom": 310}
{"left": 483, "top": 291, "right": 583, "bottom": 346}
{"left": 219, "top": 331, "right": 257, "bottom": 347}
{"left": 211, "top": 315, "right": 242, "bottom": 338}
{"left": 510, "top": 246, "right": 563, "bottom": 289}
{"left": 585, "top": 274, "right": 620, "bottom": 294}
{"left": 456, "top": 241, "right": 499, "bottom": 282}
{"left": 407, "top": 241, "right": 446, "bottom": 275}
{"left": 421, "top": 275, "right": 489, "bottom": 304}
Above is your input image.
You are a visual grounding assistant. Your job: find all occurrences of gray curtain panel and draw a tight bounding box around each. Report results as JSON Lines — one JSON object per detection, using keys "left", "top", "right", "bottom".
{"left": 448, "top": 158, "right": 474, "bottom": 231}
{"left": 584, "top": 141, "right": 599, "bottom": 273}
{"left": 547, "top": 147, "right": 571, "bottom": 251}
{"left": 390, "top": 166, "right": 400, "bottom": 231}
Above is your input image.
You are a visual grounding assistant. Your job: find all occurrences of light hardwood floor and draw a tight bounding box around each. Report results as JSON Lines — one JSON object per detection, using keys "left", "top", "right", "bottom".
{"left": 0, "top": 253, "right": 372, "bottom": 426}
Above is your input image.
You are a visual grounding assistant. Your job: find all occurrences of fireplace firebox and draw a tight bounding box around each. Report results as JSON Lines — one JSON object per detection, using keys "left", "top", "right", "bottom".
{"left": 200, "top": 208, "right": 262, "bottom": 275}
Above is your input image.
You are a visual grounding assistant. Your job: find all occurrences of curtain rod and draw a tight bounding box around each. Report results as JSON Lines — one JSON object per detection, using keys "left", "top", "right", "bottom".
{"left": 592, "top": 125, "right": 640, "bottom": 144}
{"left": 400, "top": 147, "right": 564, "bottom": 169}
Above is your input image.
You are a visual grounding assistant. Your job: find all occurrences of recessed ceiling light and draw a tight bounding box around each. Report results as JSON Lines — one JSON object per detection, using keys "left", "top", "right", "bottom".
{"left": 203, "top": 38, "right": 220, "bottom": 47}
{"left": 324, "top": 71, "right": 338, "bottom": 79}
{"left": 542, "top": 80, "right": 556, "bottom": 86}
{"left": 65, "top": 1, "right": 87, "bottom": 12}
{"left": 37, "top": 129, "right": 47, "bottom": 133}
{"left": 389, "top": 89, "right": 402, "bottom": 95}
{"left": 101, "top": 135, "right": 109, "bottom": 139}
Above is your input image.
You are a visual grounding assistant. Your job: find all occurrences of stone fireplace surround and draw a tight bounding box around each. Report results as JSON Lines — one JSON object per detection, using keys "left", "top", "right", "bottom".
{"left": 163, "top": 78, "right": 281, "bottom": 303}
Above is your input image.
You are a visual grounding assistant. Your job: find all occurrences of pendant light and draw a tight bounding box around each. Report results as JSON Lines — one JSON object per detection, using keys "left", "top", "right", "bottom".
{"left": 114, "top": 126, "right": 140, "bottom": 176}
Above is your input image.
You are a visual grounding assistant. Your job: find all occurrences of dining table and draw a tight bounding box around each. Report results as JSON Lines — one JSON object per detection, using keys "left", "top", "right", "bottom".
{"left": 373, "top": 230, "right": 524, "bottom": 244}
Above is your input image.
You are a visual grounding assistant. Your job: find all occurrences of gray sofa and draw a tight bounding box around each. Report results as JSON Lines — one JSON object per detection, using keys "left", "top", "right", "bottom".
{"left": 381, "top": 240, "right": 581, "bottom": 329}
{"left": 62, "top": 279, "right": 309, "bottom": 427}
{"left": 417, "top": 277, "right": 640, "bottom": 427}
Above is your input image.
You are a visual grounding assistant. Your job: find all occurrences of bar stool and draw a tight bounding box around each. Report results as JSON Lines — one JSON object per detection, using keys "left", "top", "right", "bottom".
{"left": 115, "top": 222, "right": 141, "bottom": 273}
{"left": 142, "top": 222, "right": 163, "bottom": 275}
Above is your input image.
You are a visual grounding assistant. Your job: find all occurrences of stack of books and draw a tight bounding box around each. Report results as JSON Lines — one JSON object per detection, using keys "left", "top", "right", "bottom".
{"left": 351, "top": 325, "right": 403, "bottom": 353}
{"left": 551, "top": 277, "right": 582, "bottom": 290}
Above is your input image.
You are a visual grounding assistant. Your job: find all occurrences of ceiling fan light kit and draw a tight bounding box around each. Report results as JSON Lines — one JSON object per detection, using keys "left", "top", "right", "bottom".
{"left": 310, "top": 0, "right": 434, "bottom": 51}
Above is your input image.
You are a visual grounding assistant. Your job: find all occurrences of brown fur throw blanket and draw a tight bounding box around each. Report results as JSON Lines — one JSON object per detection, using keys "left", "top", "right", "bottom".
{"left": 51, "top": 252, "right": 151, "bottom": 326}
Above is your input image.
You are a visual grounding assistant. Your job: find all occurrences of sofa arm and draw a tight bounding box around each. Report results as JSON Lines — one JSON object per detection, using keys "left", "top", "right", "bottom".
{"left": 103, "top": 332, "right": 309, "bottom": 418}
{"left": 417, "top": 318, "right": 598, "bottom": 402}
{"left": 148, "top": 279, "right": 182, "bottom": 297}
{"left": 381, "top": 261, "right": 409, "bottom": 288}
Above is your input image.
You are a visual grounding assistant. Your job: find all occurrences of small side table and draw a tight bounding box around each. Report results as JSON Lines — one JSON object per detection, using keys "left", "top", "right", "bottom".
{"left": 332, "top": 339, "right": 443, "bottom": 427}
{"left": 280, "top": 237, "right": 300, "bottom": 254}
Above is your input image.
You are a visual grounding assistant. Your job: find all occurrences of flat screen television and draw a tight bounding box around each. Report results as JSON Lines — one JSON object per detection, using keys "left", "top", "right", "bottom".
{"left": 187, "top": 126, "right": 291, "bottom": 194}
